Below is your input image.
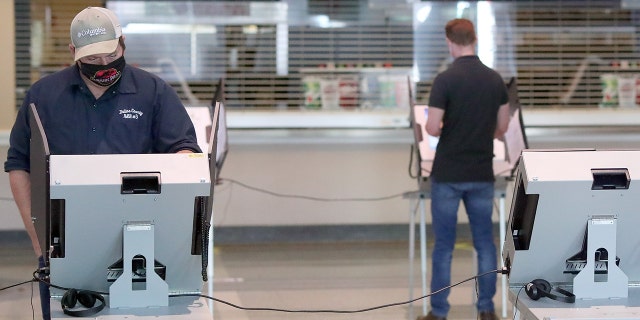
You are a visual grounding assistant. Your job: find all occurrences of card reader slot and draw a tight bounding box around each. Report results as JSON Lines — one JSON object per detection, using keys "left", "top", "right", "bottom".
{"left": 120, "top": 172, "right": 161, "bottom": 194}
{"left": 591, "top": 168, "right": 629, "bottom": 190}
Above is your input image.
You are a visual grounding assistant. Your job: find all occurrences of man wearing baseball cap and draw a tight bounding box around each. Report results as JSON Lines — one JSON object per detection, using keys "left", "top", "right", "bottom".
{"left": 70, "top": 6, "right": 122, "bottom": 62}
{"left": 5, "top": 7, "right": 201, "bottom": 319}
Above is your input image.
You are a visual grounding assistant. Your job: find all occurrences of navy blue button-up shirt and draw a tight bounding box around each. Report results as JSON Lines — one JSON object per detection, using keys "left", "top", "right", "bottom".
{"left": 5, "top": 63, "right": 201, "bottom": 172}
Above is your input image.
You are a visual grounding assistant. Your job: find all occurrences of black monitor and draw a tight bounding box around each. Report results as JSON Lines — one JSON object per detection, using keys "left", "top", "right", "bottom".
{"left": 212, "top": 77, "right": 225, "bottom": 103}
{"left": 210, "top": 101, "right": 228, "bottom": 181}
{"left": 502, "top": 77, "right": 529, "bottom": 176}
{"left": 207, "top": 77, "right": 228, "bottom": 176}
{"left": 184, "top": 78, "right": 228, "bottom": 182}
{"left": 506, "top": 77, "right": 529, "bottom": 149}
{"left": 28, "top": 104, "right": 51, "bottom": 259}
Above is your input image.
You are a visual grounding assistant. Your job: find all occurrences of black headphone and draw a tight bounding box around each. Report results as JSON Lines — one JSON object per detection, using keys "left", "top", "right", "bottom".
{"left": 525, "top": 279, "right": 575, "bottom": 303}
{"left": 61, "top": 289, "right": 106, "bottom": 317}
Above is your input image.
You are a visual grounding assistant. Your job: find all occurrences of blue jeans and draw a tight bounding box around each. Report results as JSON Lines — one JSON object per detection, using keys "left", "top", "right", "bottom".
{"left": 38, "top": 256, "right": 51, "bottom": 320}
{"left": 429, "top": 180, "right": 497, "bottom": 317}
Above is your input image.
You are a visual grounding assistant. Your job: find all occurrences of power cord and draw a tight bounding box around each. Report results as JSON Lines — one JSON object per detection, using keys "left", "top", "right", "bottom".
{"left": 219, "top": 177, "right": 408, "bottom": 202}
{"left": 12, "top": 268, "right": 508, "bottom": 315}
{"left": 0, "top": 279, "right": 35, "bottom": 291}
{"left": 165, "top": 268, "right": 509, "bottom": 314}
{"left": 512, "top": 283, "right": 526, "bottom": 317}
{"left": 199, "top": 196, "right": 210, "bottom": 282}
{"left": 0, "top": 278, "right": 37, "bottom": 320}
{"left": 30, "top": 279, "right": 35, "bottom": 320}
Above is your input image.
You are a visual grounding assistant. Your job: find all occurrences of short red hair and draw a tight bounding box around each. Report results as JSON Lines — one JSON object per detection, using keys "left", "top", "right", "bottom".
{"left": 445, "top": 18, "right": 476, "bottom": 46}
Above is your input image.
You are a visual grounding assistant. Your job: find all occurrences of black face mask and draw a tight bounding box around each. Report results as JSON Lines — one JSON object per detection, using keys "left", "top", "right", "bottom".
{"left": 78, "top": 56, "right": 126, "bottom": 87}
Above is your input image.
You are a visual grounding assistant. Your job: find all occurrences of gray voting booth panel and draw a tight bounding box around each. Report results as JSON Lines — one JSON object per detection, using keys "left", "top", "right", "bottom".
{"left": 503, "top": 149, "right": 640, "bottom": 289}
{"left": 48, "top": 153, "right": 211, "bottom": 301}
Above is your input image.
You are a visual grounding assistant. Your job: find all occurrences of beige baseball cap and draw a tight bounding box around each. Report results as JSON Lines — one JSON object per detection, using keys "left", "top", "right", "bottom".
{"left": 70, "top": 7, "right": 122, "bottom": 61}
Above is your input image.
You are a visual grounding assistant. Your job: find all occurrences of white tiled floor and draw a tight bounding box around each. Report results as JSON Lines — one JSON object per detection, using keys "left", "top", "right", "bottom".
{"left": 0, "top": 238, "right": 511, "bottom": 320}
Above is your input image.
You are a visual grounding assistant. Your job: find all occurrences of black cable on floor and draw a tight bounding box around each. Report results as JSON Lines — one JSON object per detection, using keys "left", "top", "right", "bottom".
{"left": 0, "top": 279, "right": 34, "bottom": 291}
{"left": 172, "top": 269, "right": 505, "bottom": 314}
{"left": 11, "top": 266, "right": 506, "bottom": 315}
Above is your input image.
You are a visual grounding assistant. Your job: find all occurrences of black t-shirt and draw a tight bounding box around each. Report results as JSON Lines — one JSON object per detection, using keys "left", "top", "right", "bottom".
{"left": 428, "top": 55, "right": 508, "bottom": 182}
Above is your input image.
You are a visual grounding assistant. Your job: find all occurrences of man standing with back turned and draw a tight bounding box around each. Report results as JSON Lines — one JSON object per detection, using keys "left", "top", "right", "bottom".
{"left": 420, "top": 18, "right": 510, "bottom": 320}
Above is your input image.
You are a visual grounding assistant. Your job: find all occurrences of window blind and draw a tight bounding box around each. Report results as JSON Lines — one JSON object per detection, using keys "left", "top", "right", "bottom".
{"left": 15, "top": 0, "right": 640, "bottom": 114}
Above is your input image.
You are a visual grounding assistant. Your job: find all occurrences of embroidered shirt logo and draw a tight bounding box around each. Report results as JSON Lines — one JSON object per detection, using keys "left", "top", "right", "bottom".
{"left": 119, "top": 108, "right": 143, "bottom": 120}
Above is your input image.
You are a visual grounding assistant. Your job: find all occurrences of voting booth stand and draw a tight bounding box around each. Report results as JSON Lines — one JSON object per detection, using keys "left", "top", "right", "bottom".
{"left": 503, "top": 149, "right": 640, "bottom": 320}
{"left": 29, "top": 104, "right": 219, "bottom": 319}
